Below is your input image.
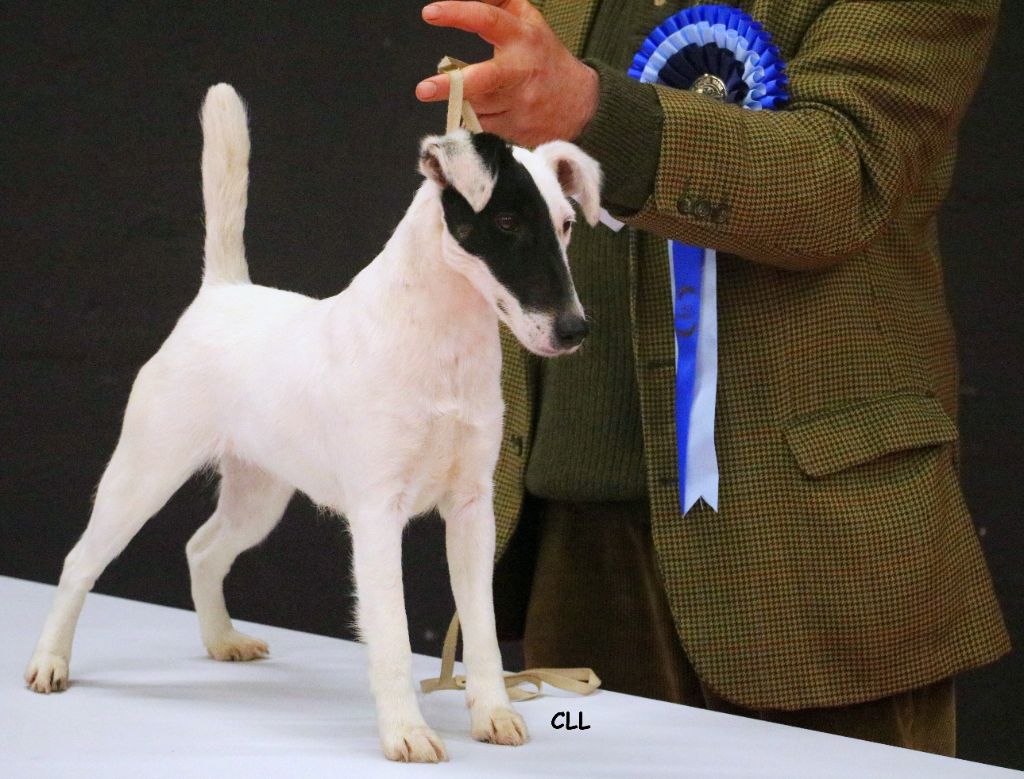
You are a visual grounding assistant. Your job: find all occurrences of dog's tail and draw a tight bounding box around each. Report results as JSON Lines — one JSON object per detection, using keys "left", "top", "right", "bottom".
{"left": 200, "top": 83, "right": 251, "bottom": 284}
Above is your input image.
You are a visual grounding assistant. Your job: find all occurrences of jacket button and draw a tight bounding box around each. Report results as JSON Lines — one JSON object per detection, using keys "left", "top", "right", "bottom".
{"left": 693, "top": 199, "right": 712, "bottom": 219}
{"left": 676, "top": 194, "right": 694, "bottom": 215}
{"left": 510, "top": 435, "right": 524, "bottom": 456}
{"left": 711, "top": 204, "right": 728, "bottom": 224}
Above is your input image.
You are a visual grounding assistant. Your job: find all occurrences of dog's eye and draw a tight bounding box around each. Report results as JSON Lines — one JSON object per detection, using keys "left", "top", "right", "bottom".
{"left": 562, "top": 219, "right": 574, "bottom": 235}
{"left": 495, "top": 213, "right": 520, "bottom": 233}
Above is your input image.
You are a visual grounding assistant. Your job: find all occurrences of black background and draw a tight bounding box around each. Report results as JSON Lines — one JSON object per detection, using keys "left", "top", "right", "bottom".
{"left": 1, "top": 2, "right": 1020, "bottom": 771}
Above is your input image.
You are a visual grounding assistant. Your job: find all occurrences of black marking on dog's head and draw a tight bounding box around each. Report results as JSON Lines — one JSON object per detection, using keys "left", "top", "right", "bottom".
{"left": 440, "top": 133, "right": 572, "bottom": 315}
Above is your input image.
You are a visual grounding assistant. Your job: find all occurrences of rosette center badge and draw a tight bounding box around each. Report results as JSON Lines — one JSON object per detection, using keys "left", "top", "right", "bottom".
{"left": 629, "top": 5, "right": 789, "bottom": 109}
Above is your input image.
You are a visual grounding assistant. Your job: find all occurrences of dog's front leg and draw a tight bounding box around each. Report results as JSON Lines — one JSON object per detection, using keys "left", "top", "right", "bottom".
{"left": 348, "top": 510, "right": 447, "bottom": 763}
{"left": 441, "top": 488, "right": 528, "bottom": 746}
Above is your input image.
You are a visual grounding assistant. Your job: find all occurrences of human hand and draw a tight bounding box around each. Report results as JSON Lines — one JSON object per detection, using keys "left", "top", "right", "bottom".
{"left": 415, "top": 0, "right": 599, "bottom": 147}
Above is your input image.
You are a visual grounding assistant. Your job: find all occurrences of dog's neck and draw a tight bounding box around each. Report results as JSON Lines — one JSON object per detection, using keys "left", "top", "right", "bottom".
{"left": 385, "top": 184, "right": 495, "bottom": 321}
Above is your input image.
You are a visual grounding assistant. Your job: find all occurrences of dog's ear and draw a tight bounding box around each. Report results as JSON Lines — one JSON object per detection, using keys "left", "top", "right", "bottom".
{"left": 419, "top": 130, "right": 496, "bottom": 213}
{"left": 533, "top": 141, "right": 602, "bottom": 227}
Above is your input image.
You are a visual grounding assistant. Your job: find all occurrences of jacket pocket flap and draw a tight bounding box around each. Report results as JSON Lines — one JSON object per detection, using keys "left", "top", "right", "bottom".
{"left": 785, "top": 393, "right": 958, "bottom": 478}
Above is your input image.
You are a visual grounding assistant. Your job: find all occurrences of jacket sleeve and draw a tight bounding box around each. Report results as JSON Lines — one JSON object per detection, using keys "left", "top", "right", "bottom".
{"left": 572, "top": 1, "right": 1000, "bottom": 271}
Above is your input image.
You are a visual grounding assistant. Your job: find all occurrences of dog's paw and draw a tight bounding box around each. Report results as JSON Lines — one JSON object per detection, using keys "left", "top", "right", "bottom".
{"left": 380, "top": 723, "right": 448, "bottom": 763}
{"left": 471, "top": 706, "right": 529, "bottom": 746}
{"left": 25, "top": 652, "right": 70, "bottom": 694}
{"left": 205, "top": 630, "right": 269, "bottom": 662}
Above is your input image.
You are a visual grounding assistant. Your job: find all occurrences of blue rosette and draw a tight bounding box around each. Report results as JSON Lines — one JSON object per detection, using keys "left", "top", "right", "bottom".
{"left": 627, "top": 5, "right": 788, "bottom": 516}
{"left": 629, "top": 5, "right": 788, "bottom": 109}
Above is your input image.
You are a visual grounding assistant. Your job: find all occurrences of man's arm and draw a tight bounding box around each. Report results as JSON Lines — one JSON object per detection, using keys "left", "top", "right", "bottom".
{"left": 603, "top": 1, "right": 1000, "bottom": 271}
{"left": 418, "top": 0, "right": 1000, "bottom": 271}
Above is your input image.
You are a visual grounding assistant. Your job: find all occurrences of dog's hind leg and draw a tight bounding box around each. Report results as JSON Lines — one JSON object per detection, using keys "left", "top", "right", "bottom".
{"left": 348, "top": 507, "right": 448, "bottom": 763}
{"left": 186, "top": 456, "right": 292, "bottom": 661}
{"left": 25, "top": 363, "right": 211, "bottom": 693}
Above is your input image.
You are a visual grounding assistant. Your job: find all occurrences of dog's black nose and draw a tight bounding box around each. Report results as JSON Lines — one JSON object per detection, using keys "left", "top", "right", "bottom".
{"left": 553, "top": 312, "right": 589, "bottom": 349}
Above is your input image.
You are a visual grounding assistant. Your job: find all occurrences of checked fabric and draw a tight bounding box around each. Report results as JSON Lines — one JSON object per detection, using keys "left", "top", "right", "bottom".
{"left": 490, "top": 0, "right": 1010, "bottom": 711}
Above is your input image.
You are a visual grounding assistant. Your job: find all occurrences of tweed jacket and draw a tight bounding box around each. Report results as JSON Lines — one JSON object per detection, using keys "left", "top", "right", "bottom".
{"left": 492, "top": 0, "right": 1010, "bottom": 710}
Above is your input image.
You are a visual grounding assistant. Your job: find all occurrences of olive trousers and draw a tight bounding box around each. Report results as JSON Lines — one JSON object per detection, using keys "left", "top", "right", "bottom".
{"left": 517, "top": 499, "right": 956, "bottom": 756}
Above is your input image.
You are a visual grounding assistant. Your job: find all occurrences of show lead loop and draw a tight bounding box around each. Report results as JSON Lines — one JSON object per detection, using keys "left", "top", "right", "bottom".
{"left": 420, "top": 613, "right": 601, "bottom": 701}
{"left": 438, "top": 56, "right": 483, "bottom": 134}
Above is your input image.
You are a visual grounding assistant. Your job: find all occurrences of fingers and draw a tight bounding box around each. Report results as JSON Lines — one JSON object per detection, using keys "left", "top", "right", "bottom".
{"left": 421, "top": 1, "right": 524, "bottom": 46}
{"left": 468, "top": 96, "right": 513, "bottom": 117}
{"left": 476, "top": 112, "right": 538, "bottom": 147}
{"left": 477, "top": 112, "right": 512, "bottom": 136}
{"left": 416, "top": 60, "right": 509, "bottom": 102}
{"left": 473, "top": 0, "right": 541, "bottom": 19}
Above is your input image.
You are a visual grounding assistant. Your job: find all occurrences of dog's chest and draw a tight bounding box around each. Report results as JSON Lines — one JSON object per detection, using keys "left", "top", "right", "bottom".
{"left": 401, "top": 419, "right": 477, "bottom": 516}
{"left": 422, "top": 354, "right": 492, "bottom": 438}
{"left": 399, "top": 348, "right": 502, "bottom": 511}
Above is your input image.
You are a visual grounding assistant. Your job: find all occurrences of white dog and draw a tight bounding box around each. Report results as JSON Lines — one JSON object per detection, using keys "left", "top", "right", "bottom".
{"left": 24, "top": 84, "right": 600, "bottom": 762}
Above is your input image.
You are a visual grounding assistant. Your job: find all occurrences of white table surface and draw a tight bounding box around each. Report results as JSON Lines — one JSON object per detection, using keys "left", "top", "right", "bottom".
{"left": 1, "top": 576, "right": 1018, "bottom": 778}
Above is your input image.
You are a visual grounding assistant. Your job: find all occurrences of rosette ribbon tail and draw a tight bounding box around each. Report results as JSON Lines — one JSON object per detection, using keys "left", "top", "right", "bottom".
{"left": 671, "top": 241, "right": 720, "bottom": 514}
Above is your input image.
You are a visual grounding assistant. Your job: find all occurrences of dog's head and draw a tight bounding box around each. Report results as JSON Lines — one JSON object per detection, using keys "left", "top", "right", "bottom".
{"left": 419, "top": 130, "right": 601, "bottom": 357}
